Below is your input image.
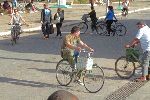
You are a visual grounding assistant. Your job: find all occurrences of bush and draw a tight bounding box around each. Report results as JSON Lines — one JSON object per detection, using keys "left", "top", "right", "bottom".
{"left": 76, "top": 0, "right": 88, "bottom": 4}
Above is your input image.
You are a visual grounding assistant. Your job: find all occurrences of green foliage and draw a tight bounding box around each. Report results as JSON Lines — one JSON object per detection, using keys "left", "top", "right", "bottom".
{"left": 76, "top": 0, "right": 88, "bottom": 4}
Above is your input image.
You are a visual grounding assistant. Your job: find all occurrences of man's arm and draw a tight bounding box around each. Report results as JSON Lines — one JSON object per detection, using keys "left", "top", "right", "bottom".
{"left": 79, "top": 40, "right": 94, "bottom": 52}
{"left": 125, "top": 38, "right": 140, "bottom": 48}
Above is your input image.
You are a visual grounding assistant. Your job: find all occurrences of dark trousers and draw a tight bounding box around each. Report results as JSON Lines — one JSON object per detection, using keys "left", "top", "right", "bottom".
{"left": 42, "top": 21, "right": 50, "bottom": 38}
{"left": 56, "top": 23, "right": 62, "bottom": 36}
{"left": 106, "top": 20, "right": 113, "bottom": 34}
{"left": 91, "top": 20, "right": 97, "bottom": 32}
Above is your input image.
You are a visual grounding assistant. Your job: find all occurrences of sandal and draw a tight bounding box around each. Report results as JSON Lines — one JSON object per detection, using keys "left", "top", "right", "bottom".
{"left": 135, "top": 76, "right": 147, "bottom": 82}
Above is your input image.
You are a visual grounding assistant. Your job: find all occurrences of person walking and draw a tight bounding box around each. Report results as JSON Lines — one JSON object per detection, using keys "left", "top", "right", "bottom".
{"left": 105, "top": 6, "right": 117, "bottom": 36}
{"left": 88, "top": 6, "right": 98, "bottom": 34}
{"left": 41, "top": 3, "right": 52, "bottom": 39}
{"left": 122, "top": 0, "right": 129, "bottom": 16}
{"left": 125, "top": 21, "right": 150, "bottom": 81}
{"left": 54, "top": 8, "right": 64, "bottom": 38}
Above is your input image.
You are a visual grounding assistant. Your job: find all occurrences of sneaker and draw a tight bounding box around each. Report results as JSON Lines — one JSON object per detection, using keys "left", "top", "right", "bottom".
{"left": 135, "top": 76, "right": 147, "bottom": 82}
{"left": 74, "top": 79, "right": 84, "bottom": 86}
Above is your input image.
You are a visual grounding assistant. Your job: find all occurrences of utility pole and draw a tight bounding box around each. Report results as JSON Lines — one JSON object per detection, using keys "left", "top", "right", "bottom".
{"left": 106, "top": 0, "right": 110, "bottom": 15}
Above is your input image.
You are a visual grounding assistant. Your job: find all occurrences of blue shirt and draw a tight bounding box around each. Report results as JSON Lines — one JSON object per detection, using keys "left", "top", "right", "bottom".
{"left": 105, "top": 10, "right": 117, "bottom": 20}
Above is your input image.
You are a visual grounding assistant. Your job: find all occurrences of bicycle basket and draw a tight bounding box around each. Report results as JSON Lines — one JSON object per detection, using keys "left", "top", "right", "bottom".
{"left": 81, "top": 14, "right": 90, "bottom": 22}
{"left": 76, "top": 57, "right": 93, "bottom": 70}
{"left": 126, "top": 48, "right": 140, "bottom": 62}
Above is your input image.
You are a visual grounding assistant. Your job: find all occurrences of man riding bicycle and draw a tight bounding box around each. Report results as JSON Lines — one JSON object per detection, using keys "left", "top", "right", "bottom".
{"left": 125, "top": 21, "right": 150, "bottom": 81}
{"left": 61, "top": 26, "right": 94, "bottom": 85}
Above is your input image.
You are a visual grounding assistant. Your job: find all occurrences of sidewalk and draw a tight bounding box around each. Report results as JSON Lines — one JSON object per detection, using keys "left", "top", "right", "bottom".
{"left": 126, "top": 81, "right": 150, "bottom": 100}
{"left": 0, "top": 0, "right": 150, "bottom": 36}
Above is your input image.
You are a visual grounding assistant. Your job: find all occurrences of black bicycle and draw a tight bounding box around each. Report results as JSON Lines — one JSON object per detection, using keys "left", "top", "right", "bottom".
{"left": 65, "top": 14, "right": 107, "bottom": 34}
{"left": 11, "top": 24, "right": 21, "bottom": 45}
{"left": 98, "top": 20, "right": 127, "bottom": 36}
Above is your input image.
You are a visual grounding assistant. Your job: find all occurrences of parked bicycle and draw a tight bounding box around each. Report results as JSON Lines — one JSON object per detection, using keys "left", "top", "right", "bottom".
{"left": 98, "top": 20, "right": 127, "bottom": 36}
{"left": 56, "top": 49, "right": 105, "bottom": 93}
{"left": 115, "top": 47, "right": 143, "bottom": 79}
{"left": 11, "top": 23, "right": 22, "bottom": 45}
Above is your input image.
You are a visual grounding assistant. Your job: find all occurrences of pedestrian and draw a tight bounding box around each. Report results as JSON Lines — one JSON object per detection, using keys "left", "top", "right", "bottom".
{"left": 88, "top": 6, "right": 98, "bottom": 34}
{"left": 125, "top": 21, "right": 150, "bottom": 81}
{"left": 41, "top": 3, "right": 52, "bottom": 39}
{"left": 105, "top": 6, "right": 117, "bottom": 36}
{"left": 122, "top": 0, "right": 129, "bottom": 16}
{"left": 0, "top": 3, "right": 4, "bottom": 15}
{"left": 3, "top": 0, "right": 11, "bottom": 11}
{"left": 61, "top": 26, "right": 94, "bottom": 85}
{"left": 47, "top": 90, "right": 79, "bottom": 100}
{"left": 12, "top": 0, "right": 17, "bottom": 9}
{"left": 54, "top": 8, "right": 64, "bottom": 38}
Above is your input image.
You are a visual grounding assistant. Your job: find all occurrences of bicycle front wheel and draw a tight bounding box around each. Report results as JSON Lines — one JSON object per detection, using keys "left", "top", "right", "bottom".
{"left": 56, "top": 59, "right": 73, "bottom": 86}
{"left": 78, "top": 22, "right": 88, "bottom": 34}
{"left": 115, "top": 25, "right": 127, "bottom": 36}
{"left": 83, "top": 64, "right": 105, "bottom": 93}
{"left": 11, "top": 30, "right": 17, "bottom": 45}
{"left": 115, "top": 56, "right": 136, "bottom": 79}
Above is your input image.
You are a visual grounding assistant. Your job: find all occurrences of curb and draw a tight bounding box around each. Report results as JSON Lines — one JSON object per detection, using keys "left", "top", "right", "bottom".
{"left": 0, "top": 7, "right": 150, "bottom": 36}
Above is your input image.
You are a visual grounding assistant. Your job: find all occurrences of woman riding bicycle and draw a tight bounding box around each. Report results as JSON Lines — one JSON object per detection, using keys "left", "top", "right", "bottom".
{"left": 9, "top": 8, "right": 29, "bottom": 38}
{"left": 105, "top": 6, "right": 117, "bottom": 36}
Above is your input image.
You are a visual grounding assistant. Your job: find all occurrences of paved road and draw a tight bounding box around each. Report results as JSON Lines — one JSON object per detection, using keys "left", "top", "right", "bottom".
{"left": 0, "top": 9, "right": 150, "bottom": 100}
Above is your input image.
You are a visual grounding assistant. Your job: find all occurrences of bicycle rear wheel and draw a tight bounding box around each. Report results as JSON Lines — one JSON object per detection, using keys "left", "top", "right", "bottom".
{"left": 96, "top": 23, "right": 107, "bottom": 35}
{"left": 115, "top": 56, "right": 136, "bottom": 79}
{"left": 78, "top": 22, "right": 88, "bottom": 34}
{"left": 83, "top": 64, "right": 105, "bottom": 93}
{"left": 115, "top": 25, "right": 127, "bottom": 36}
{"left": 56, "top": 59, "right": 73, "bottom": 86}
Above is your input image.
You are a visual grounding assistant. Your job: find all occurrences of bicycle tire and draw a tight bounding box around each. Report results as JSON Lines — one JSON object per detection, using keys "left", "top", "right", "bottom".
{"left": 115, "top": 25, "right": 127, "bottom": 36}
{"left": 56, "top": 59, "right": 73, "bottom": 86}
{"left": 96, "top": 23, "right": 107, "bottom": 35}
{"left": 11, "top": 29, "right": 17, "bottom": 45}
{"left": 77, "top": 22, "right": 88, "bottom": 34}
{"left": 83, "top": 64, "right": 105, "bottom": 93}
{"left": 115, "top": 56, "right": 136, "bottom": 79}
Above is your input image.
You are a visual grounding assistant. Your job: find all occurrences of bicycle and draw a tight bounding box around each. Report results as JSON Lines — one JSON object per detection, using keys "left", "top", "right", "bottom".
{"left": 11, "top": 23, "right": 22, "bottom": 45}
{"left": 64, "top": 14, "right": 106, "bottom": 34}
{"left": 97, "top": 20, "right": 127, "bottom": 36}
{"left": 56, "top": 49, "right": 105, "bottom": 93}
{"left": 115, "top": 47, "right": 143, "bottom": 79}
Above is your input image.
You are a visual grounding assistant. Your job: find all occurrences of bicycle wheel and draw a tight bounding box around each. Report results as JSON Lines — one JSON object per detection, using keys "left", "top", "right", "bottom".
{"left": 11, "top": 30, "right": 17, "bottom": 45}
{"left": 115, "top": 56, "right": 136, "bottom": 79}
{"left": 83, "top": 64, "right": 105, "bottom": 93}
{"left": 56, "top": 59, "right": 73, "bottom": 86}
{"left": 96, "top": 23, "right": 107, "bottom": 35}
{"left": 115, "top": 25, "right": 127, "bottom": 36}
{"left": 77, "top": 22, "right": 88, "bottom": 34}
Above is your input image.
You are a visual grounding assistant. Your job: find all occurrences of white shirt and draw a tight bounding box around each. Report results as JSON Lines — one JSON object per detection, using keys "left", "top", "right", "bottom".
{"left": 136, "top": 25, "right": 150, "bottom": 52}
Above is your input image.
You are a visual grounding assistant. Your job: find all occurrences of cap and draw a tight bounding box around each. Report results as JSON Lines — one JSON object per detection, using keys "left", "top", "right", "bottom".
{"left": 136, "top": 21, "right": 146, "bottom": 25}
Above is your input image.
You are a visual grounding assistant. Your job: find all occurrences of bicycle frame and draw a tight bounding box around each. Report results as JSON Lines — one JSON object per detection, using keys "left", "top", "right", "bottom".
{"left": 126, "top": 48, "right": 142, "bottom": 68}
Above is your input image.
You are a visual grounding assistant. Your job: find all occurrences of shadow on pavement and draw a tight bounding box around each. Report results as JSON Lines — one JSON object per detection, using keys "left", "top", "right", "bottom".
{"left": 0, "top": 76, "right": 57, "bottom": 88}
